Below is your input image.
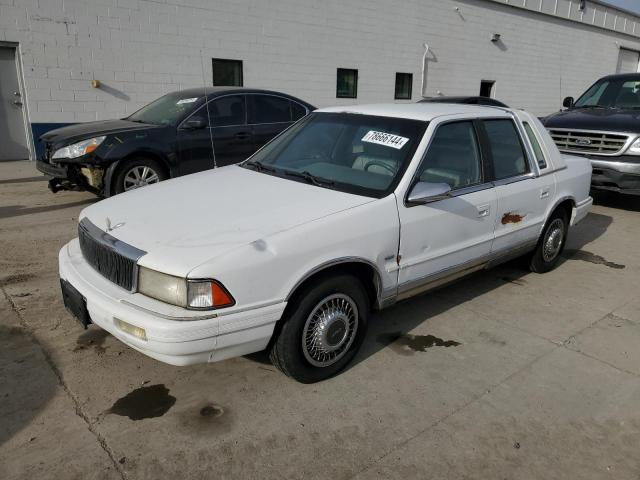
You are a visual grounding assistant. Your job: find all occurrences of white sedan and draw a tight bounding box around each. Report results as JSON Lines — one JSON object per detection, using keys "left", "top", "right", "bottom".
{"left": 59, "top": 103, "right": 593, "bottom": 383}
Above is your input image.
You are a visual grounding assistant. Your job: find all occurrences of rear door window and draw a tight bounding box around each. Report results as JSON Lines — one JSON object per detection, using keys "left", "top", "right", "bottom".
{"left": 248, "top": 95, "right": 292, "bottom": 124}
{"left": 483, "top": 119, "right": 529, "bottom": 180}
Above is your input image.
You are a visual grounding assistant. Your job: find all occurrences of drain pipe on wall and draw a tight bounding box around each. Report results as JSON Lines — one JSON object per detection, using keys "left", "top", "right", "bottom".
{"left": 421, "top": 43, "right": 430, "bottom": 98}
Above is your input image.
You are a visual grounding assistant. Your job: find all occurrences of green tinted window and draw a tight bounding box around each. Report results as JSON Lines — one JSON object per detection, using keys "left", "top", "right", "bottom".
{"left": 523, "top": 122, "right": 547, "bottom": 169}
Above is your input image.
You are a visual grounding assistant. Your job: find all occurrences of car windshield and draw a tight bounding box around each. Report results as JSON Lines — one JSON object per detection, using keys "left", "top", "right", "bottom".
{"left": 127, "top": 92, "right": 203, "bottom": 125}
{"left": 241, "top": 112, "right": 428, "bottom": 198}
{"left": 574, "top": 78, "right": 640, "bottom": 109}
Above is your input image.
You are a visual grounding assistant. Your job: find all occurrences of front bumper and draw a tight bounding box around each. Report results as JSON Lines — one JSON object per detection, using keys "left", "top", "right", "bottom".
{"left": 589, "top": 157, "right": 640, "bottom": 195}
{"left": 59, "top": 239, "right": 286, "bottom": 366}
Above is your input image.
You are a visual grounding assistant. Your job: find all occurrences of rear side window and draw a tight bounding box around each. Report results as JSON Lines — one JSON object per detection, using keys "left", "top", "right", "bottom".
{"left": 291, "top": 101, "right": 308, "bottom": 121}
{"left": 522, "top": 121, "right": 547, "bottom": 169}
{"left": 483, "top": 119, "right": 529, "bottom": 180}
{"left": 417, "top": 121, "right": 482, "bottom": 189}
{"left": 248, "top": 95, "right": 292, "bottom": 124}
{"left": 209, "top": 95, "right": 246, "bottom": 127}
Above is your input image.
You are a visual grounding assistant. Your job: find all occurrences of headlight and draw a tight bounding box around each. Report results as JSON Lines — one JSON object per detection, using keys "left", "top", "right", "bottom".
{"left": 52, "top": 136, "right": 106, "bottom": 159}
{"left": 626, "top": 137, "right": 640, "bottom": 155}
{"left": 137, "top": 267, "right": 235, "bottom": 310}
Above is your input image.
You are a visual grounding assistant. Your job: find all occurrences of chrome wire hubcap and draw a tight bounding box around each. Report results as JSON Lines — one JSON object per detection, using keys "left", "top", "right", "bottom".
{"left": 302, "top": 294, "right": 358, "bottom": 368}
{"left": 543, "top": 218, "right": 565, "bottom": 262}
{"left": 123, "top": 166, "right": 160, "bottom": 191}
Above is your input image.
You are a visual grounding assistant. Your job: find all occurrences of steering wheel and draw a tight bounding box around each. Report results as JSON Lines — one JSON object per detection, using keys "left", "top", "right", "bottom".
{"left": 364, "top": 160, "right": 397, "bottom": 176}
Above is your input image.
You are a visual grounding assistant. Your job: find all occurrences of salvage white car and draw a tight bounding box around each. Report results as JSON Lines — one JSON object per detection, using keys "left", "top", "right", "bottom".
{"left": 59, "top": 103, "right": 592, "bottom": 383}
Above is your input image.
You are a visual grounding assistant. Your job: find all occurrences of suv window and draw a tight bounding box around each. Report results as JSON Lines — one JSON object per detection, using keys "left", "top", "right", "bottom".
{"left": 291, "top": 101, "right": 308, "bottom": 121}
{"left": 483, "top": 119, "right": 528, "bottom": 180}
{"left": 522, "top": 121, "right": 547, "bottom": 169}
{"left": 416, "top": 121, "right": 482, "bottom": 189}
{"left": 209, "top": 95, "right": 246, "bottom": 127}
{"left": 248, "top": 95, "right": 292, "bottom": 124}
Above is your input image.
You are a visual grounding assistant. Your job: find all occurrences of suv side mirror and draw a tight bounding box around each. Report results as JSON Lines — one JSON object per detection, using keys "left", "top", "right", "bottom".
{"left": 407, "top": 182, "right": 452, "bottom": 205}
{"left": 182, "top": 116, "right": 208, "bottom": 130}
{"left": 562, "top": 96, "right": 574, "bottom": 109}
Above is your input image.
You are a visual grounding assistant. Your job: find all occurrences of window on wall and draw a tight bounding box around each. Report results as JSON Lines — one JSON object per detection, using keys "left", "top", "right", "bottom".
{"left": 337, "top": 68, "right": 358, "bottom": 98}
{"left": 480, "top": 80, "right": 495, "bottom": 98}
{"left": 212, "top": 58, "right": 243, "bottom": 86}
{"left": 394, "top": 73, "right": 413, "bottom": 100}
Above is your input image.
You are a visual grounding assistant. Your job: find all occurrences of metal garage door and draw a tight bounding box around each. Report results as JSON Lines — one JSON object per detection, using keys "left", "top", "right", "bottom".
{"left": 617, "top": 48, "right": 640, "bottom": 74}
{"left": 0, "top": 46, "right": 29, "bottom": 161}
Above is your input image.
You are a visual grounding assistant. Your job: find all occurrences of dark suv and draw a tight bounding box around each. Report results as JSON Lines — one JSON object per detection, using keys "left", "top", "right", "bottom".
{"left": 37, "top": 88, "right": 314, "bottom": 196}
{"left": 543, "top": 73, "right": 640, "bottom": 195}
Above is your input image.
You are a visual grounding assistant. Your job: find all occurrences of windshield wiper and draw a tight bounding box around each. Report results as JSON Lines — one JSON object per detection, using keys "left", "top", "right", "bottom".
{"left": 244, "top": 160, "right": 277, "bottom": 173}
{"left": 284, "top": 170, "right": 335, "bottom": 187}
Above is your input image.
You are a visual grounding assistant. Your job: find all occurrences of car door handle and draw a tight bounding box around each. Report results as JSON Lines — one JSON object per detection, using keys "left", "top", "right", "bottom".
{"left": 540, "top": 188, "right": 550, "bottom": 199}
{"left": 477, "top": 204, "right": 490, "bottom": 218}
{"left": 234, "top": 132, "right": 251, "bottom": 139}
{"left": 12, "top": 100, "right": 23, "bottom": 106}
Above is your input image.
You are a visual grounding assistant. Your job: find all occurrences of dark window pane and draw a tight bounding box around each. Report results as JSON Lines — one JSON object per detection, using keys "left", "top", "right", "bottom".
{"left": 291, "top": 101, "right": 307, "bottom": 121}
{"left": 209, "top": 95, "right": 246, "bottom": 127}
{"left": 212, "top": 58, "right": 243, "bottom": 86}
{"left": 337, "top": 68, "right": 358, "bottom": 98}
{"left": 480, "top": 80, "right": 495, "bottom": 98}
{"left": 483, "top": 119, "right": 528, "bottom": 180}
{"left": 248, "top": 95, "right": 291, "bottom": 124}
{"left": 417, "top": 121, "right": 482, "bottom": 189}
{"left": 395, "top": 72, "right": 412, "bottom": 100}
{"left": 523, "top": 121, "right": 547, "bottom": 169}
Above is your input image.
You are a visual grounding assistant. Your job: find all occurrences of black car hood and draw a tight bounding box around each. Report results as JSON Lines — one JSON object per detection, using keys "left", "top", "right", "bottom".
{"left": 40, "top": 119, "right": 157, "bottom": 145}
{"left": 543, "top": 108, "right": 640, "bottom": 133}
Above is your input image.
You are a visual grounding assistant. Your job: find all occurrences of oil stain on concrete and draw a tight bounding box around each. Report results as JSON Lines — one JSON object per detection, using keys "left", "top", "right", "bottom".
{"left": 175, "top": 401, "right": 233, "bottom": 437}
{"left": 564, "top": 250, "right": 625, "bottom": 269}
{"left": 107, "top": 384, "right": 176, "bottom": 420}
{"left": 378, "top": 332, "right": 461, "bottom": 356}
{"left": 73, "top": 328, "right": 110, "bottom": 354}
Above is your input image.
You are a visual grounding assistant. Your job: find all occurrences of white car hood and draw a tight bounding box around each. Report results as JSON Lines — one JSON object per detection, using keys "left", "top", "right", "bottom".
{"left": 80, "top": 166, "right": 374, "bottom": 276}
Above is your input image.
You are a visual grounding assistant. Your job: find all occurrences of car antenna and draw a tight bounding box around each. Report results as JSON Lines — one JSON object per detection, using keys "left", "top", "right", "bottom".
{"left": 200, "top": 51, "right": 217, "bottom": 168}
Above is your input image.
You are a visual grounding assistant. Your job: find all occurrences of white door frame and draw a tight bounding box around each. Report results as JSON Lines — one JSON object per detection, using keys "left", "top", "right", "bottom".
{"left": 0, "top": 41, "right": 35, "bottom": 161}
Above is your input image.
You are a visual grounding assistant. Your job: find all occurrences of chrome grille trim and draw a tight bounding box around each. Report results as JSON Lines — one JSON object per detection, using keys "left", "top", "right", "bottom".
{"left": 548, "top": 128, "right": 633, "bottom": 156}
{"left": 78, "top": 218, "right": 146, "bottom": 291}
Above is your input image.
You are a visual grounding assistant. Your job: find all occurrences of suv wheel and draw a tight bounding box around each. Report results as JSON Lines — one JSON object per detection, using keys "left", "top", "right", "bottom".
{"left": 269, "top": 274, "right": 369, "bottom": 383}
{"left": 113, "top": 158, "right": 167, "bottom": 194}
{"left": 529, "top": 209, "right": 569, "bottom": 273}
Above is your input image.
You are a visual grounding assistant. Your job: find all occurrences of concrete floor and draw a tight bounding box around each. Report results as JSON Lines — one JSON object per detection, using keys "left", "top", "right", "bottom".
{"left": 1, "top": 160, "right": 639, "bottom": 480}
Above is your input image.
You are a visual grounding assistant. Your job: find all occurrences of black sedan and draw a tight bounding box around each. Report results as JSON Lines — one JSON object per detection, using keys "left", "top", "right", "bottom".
{"left": 419, "top": 96, "right": 508, "bottom": 108}
{"left": 37, "top": 87, "right": 315, "bottom": 196}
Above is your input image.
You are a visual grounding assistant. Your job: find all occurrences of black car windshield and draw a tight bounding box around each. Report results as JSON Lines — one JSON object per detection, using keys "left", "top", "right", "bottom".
{"left": 242, "top": 112, "right": 427, "bottom": 198}
{"left": 574, "top": 78, "right": 640, "bottom": 109}
{"left": 127, "top": 92, "right": 203, "bottom": 125}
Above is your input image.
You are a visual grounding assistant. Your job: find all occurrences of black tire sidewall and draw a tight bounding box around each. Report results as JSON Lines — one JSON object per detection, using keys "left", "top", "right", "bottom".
{"left": 271, "top": 274, "right": 369, "bottom": 383}
{"left": 113, "top": 158, "right": 167, "bottom": 195}
{"left": 531, "top": 210, "right": 569, "bottom": 273}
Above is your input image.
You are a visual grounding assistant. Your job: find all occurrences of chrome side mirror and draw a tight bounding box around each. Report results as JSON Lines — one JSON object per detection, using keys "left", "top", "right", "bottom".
{"left": 182, "top": 116, "right": 208, "bottom": 130}
{"left": 407, "top": 182, "right": 452, "bottom": 205}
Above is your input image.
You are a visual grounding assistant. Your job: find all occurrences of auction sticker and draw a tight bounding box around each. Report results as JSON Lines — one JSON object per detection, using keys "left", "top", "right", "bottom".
{"left": 361, "top": 131, "right": 409, "bottom": 150}
{"left": 176, "top": 97, "right": 199, "bottom": 105}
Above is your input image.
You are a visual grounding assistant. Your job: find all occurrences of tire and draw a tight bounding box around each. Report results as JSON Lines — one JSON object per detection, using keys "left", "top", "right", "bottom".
{"left": 529, "top": 209, "right": 569, "bottom": 273}
{"left": 269, "top": 274, "right": 369, "bottom": 383}
{"left": 113, "top": 157, "right": 167, "bottom": 195}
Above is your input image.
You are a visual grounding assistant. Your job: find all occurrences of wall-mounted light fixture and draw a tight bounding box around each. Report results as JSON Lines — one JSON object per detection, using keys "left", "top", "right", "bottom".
{"left": 491, "top": 33, "right": 501, "bottom": 43}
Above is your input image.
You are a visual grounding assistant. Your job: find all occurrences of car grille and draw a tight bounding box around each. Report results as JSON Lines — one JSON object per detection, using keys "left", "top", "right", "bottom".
{"left": 548, "top": 129, "right": 630, "bottom": 156}
{"left": 78, "top": 218, "right": 146, "bottom": 291}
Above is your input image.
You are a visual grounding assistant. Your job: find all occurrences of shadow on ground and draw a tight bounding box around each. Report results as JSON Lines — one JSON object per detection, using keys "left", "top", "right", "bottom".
{"left": 0, "top": 198, "right": 96, "bottom": 220}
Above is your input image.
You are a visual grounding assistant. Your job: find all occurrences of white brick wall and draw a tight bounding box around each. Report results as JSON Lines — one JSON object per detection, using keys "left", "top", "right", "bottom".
{"left": 2, "top": 0, "right": 640, "bottom": 124}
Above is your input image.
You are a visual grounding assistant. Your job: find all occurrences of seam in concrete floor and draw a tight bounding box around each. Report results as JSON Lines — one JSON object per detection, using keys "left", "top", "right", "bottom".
{"left": 348, "top": 301, "right": 637, "bottom": 479}
{"left": 1, "top": 287, "right": 128, "bottom": 480}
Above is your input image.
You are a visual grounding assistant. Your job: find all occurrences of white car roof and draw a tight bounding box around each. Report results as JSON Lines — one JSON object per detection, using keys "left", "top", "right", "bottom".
{"left": 315, "top": 103, "right": 512, "bottom": 122}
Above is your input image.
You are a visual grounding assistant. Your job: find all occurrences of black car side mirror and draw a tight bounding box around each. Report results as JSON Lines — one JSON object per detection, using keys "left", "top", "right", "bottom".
{"left": 563, "top": 96, "right": 574, "bottom": 109}
{"left": 182, "top": 116, "right": 208, "bottom": 130}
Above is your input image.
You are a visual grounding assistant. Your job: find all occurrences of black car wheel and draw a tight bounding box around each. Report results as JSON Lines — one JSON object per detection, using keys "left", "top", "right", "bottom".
{"left": 529, "top": 209, "right": 569, "bottom": 273}
{"left": 113, "top": 158, "right": 167, "bottom": 194}
{"left": 269, "top": 274, "right": 369, "bottom": 383}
